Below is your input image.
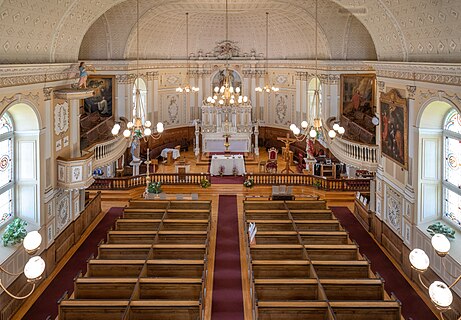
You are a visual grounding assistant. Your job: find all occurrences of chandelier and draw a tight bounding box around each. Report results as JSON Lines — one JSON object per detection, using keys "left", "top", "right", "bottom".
{"left": 409, "top": 234, "right": 461, "bottom": 319}
{"left": 289, "top": 0, "right": 344, "bottom": 141}
{"left": 203, "top": 0, "right": 249, "bottom": 108}
{"left": 176, "top": 12, "right": 199, "bottom": 94}
{"left": 255, "top": 12, "right": 279, "bottom": 93}
{"left": 0, "top": 231, "right": 45, "bottom": 299}
{"left": 111, "top": 0, "right": 164, "bottom": 139}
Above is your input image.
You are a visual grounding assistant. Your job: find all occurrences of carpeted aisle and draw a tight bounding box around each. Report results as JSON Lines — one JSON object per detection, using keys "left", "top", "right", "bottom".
{"left": 24, "top": 207, "right": 124, "bottom": 320}
{"left": 211, "top": 195, "right": 244, "bottom": 320}
{"left": 331, "top": 207, "right": 437, "bottom": 320}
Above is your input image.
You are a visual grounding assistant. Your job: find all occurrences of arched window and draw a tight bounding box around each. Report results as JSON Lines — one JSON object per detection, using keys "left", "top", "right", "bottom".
{"left": 132, "top": 78, "right": 147, "bottom": 123}
{"left": 443, "top": 109, "right": 461, "bottom": 229}
{"left": 308, "top": 77, "right": 323, "bottom": 121}
{"left": 0, "top": 113, "right": 14, "bottom": 227}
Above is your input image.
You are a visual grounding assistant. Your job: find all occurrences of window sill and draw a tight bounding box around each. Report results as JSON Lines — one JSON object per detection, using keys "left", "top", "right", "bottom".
{"left": 417, "top": 219, "right": 461, "bottom": 265}
{"left": 0, "top": 223, "right": 39, "bottom": 265}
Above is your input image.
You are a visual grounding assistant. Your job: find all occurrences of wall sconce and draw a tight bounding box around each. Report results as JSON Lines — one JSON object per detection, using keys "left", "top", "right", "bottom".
{"left": 409, "top": 234, "right": 460, "bottom": 318}
{"left": 0, "top": 231, "right": 45, "bottom": 299}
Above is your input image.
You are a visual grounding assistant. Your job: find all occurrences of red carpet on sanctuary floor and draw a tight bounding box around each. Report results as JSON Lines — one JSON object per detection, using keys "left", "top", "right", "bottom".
{"left": 210, "top": 175, "right": 245, "bottom": 184}
{"left": 211, "top": 195, "right": 244, "bottom": 320}
{"left": 24, "top": 207, "right": 124, "bottom": 320}
{"left": 330, "top": 207, "right": 437, "bottom": 320}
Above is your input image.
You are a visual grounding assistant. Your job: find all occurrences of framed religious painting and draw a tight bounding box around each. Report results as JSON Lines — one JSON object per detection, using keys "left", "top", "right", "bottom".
{"left": 380, "top": 88, "right": 408, "bottom": 169}
{"left": 83, "top": 76, "right": 114, "bottom": 117}
{"left": 340, "top": 74, "right": 376, "bottom": 118}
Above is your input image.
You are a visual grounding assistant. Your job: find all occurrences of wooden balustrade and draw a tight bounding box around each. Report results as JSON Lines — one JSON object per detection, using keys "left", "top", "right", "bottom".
{"left": 244, "top": 173, "right": 370, "bottom": 192}
{"left": 88, "top": 173, "right": 211, "bottom": 190}
{"left": 89, "top": 172, "right": 369, "bottom": 192}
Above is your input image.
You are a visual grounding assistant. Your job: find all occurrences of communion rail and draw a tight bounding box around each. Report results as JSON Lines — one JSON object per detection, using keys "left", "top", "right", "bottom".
{"left": 88, "top": 172, "right": 211, "bottom": 190}
{"left": 88, "top": 172, "right": 370, "bottom": 192}
{"left": 244, "top": 173, "right": 371, "bottom": 191}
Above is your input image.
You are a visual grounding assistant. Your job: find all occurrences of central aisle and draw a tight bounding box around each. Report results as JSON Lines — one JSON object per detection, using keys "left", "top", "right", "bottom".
{"left": 211, "top": 195, "right": 244, "bottom": 319}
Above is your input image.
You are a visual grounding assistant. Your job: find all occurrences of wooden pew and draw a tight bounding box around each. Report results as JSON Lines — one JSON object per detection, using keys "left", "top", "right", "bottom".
{"left": 256, "top": 301, "right": 332, "bottom": 320}
{"left": 303, "top": 244, "right": 359, "bottom": 261}
{"left": 312, "top": 261, "right": 372, "bottom": 279}
{"left": 251, "top": 260, "right": 311, "bottom": 279}
{"left": 161, "top": 219, "right": 209, "bottom": 231}
{"left": 254, "top": 279, "right": 319, "bottom": 301}
{"left": 289, "top": 209, "right": 335, "bottom": 220}
{"left": 299, "top": 231, "right": 349, "bottom": 245}
{"left": 250, "top": 245, "right": 306, "bottom": 260}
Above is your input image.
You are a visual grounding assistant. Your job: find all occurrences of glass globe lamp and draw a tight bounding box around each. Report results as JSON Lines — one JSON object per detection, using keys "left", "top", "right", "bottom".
{"left": 429, "top": 281, "right": 453, "bottom": 309}
{"left": 409, "top": 248, "right": 430, "bottom": 272}
{"left": 24, "top": 256, "right": 46, "bottom": 282}
{"left": 23, "top": 231, "right": 42, "bottom": 255}
{"left": 431, "top": 234, "right": 450, "bottom": 257}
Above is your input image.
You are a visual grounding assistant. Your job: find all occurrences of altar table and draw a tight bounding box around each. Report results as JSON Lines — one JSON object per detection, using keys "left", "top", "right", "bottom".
{"left": 210, "top": 154, "right": 245, "bottom": 176}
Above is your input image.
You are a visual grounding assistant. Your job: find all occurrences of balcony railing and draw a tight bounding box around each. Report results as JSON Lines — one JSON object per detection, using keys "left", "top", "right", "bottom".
{"left": 324, "top": 119, "right": 379, "bottom": 172}
{"left": 83, "top": 132, "right": 130, "bottom": 169}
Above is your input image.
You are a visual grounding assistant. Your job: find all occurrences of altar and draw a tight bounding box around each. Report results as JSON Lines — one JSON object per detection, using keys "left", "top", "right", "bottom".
{"left": 202, "top": 133, "right": 250, "bottom": 153}
{"left": 210, "top": 154, "right": 245, "bottom": 176}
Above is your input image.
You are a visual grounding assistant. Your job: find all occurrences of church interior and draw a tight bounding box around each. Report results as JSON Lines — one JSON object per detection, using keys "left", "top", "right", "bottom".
{"left": 0, "top": 0, "right": 461, "bottom": 319}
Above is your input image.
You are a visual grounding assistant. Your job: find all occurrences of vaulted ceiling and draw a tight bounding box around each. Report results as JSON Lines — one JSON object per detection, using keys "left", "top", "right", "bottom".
{"left": 0, "top": 0, "right": 459, "bottom": 64}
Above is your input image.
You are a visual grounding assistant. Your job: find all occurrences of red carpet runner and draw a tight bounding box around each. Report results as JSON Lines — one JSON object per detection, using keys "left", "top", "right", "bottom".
{"left": 211, "top": 195, "right": 244, "bottom": 319}
{"left": 331, "top": 207, "right": 437, "bottom": 320}
{"left": 24, "top": 207, "right": 123, "bottom": 320}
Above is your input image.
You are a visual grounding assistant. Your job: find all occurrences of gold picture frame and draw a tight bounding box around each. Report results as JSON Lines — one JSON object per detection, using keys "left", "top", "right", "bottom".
{"left": 380, "top": 88, "right": 408, "bottom": 169}
{"left": 340, "top": 74, "right": 376, "bottom": 117}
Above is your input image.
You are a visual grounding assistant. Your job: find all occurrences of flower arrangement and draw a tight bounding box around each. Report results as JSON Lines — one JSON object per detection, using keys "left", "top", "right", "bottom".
{"left": 243, "top": 178, "right": 254, "bottom": 188}
{"left": 147, "top": 181, "right": 163, "bottom": 194}
{"left": 200, "top": 178, "right": 211, "bottom": 188}
{"left": 2, "top": 218, "right": 27, "bottom": 246}
{"left": 313, "top": 180, "right": 322, "bottom": 189}
{"left": 427, "top": 222, "right": 455, "bottom": 240}
{"left": 232, "top": 165, "right": 239, "bottom": 176}
{"left": 218, "top": 165, "right": 225, "bottom": 176}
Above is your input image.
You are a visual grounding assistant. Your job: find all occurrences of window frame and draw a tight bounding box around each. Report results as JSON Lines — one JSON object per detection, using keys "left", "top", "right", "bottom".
{"left": 0, "top": 113, "right": 14, "bottom": 228}
{"left": 442, "top": 108, "right": 461, "bottom": 229}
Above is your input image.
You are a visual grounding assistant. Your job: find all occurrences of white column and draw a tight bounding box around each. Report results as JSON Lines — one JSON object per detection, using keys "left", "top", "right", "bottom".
{"left": 43, "top": 91, "right": 53, "bottom": 191}
{"left": 250, "top": 73, "right": 257, "bottom": 120}
{"left": 115, "top": 75, "right": 130, "bottom": 120}
{"left": 69, "top": 99, "right": 80, "bottom": 157}
{"left": 295, "top": 73, "right": 301, "bottom": 125}
{"left": 153, "top": 73, "right": 159, "bottom": 124}
{"left": 329, "top": 77, "right": 340, "bottom": 119}
{"left": 300, "top": 75, "right": 307, "bottom": 122}
{"left": 147, "top": 72, "right": 154, "bottom": 121}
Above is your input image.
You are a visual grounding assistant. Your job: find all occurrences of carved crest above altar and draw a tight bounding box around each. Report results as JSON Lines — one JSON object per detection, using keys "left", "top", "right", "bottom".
{"left": 213, "top": 40, "right": 240, "bottom": 59}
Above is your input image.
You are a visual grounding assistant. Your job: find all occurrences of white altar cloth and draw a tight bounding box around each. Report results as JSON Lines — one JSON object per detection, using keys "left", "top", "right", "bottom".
{"left": 160, "top": 148, "right": 180, "bottom": 159}
{"left": 210, "top": 155, "right": 245, "bottom": 176}
{"left": 202, "top": 133, "right": 250, "bottom": 153}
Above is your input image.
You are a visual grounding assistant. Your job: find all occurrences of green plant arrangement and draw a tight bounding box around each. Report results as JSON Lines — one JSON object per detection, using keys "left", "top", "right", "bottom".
{"left": 2, "top": 218, "right": 27, "bottom": 247}
{"left": 232, "top": 165, "right": 239, "bottom": 176}
{"left": 200, "top": 178, "right": 211, "bottom": 188}
{"left": 147, "top": 181, "right": 163, "bottom": 194}
{"left": 313, "top": 180, "right": 322, "bottom": 189}
{"left": 243, "top": 178, "right": 254, "bottom": 188}
{"left": 427, "top": 222, "right": 456, "bottom": 240}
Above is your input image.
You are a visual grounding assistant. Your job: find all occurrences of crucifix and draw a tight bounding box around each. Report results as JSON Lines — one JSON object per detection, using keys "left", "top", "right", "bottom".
{"left": 277, "top": 133, "right": 297, "bottom": 173}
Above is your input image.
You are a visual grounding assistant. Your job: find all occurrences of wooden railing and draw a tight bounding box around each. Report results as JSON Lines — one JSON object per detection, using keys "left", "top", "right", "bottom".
{"left": 244, "top": 173, "right": 371, "bottom": 191}
{"left": 88, "top": 171, "right": 369, "bottom": 192}
{"left": 88, "top": 173, "right": 211, "bottom": 190}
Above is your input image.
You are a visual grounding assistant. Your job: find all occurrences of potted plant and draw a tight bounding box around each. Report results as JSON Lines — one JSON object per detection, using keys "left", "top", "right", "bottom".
{"left": 147, "top": 181, "right": 163, "bottom": 194}
{"left": 2, "top": 218, "right": 27, "bottom": 247}
{"left": 427, "top": 222, "right": 455, "bottom": 240}
{"left": 243, "top": 178, "right": 254, "bottom": 188}
{"left": 200, "top": 178, "right": 211, "bottom": 188}
{"left": 313, "top": 180, "right": 322, "bottom": 189}
{"left": 232, "top": 165, "right": 239, "bottom": 176}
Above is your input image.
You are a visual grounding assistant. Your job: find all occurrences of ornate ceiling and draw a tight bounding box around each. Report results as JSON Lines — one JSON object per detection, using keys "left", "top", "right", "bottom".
{"left": 0, "top": 0, "right": 459, "bottom": 64}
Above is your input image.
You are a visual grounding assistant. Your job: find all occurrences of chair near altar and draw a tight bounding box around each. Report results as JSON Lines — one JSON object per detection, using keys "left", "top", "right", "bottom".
{"left": 265, "top": 147, "right": 278, "bottom": 173}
